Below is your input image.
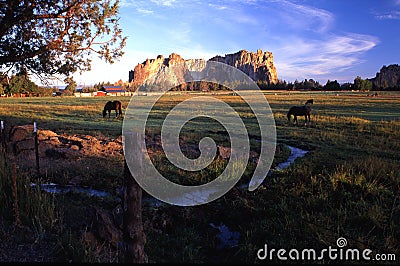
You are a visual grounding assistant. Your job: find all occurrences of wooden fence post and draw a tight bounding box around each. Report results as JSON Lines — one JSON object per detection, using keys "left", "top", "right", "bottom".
{"left": 0, "top": 121, "right": 4, "bottom": 150}
{"left": 0, "top": 120, "right": 6, "bottom": 166}
{"left": 12, "top": 163, "right": 21, "bottom": 227}
{"left": 123, "top": 159, "right": 148, "bottom": 263}
{"left": 33, "top": 122, "right": 40, "bottom": 177}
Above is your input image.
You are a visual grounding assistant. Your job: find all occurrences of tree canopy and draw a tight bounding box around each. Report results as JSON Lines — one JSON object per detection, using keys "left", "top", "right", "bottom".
{"left": 354, "top": 76, "right": 373, "bottom": 91}
{"left": 0, "top": 0, "right": 126, "bottom": 82}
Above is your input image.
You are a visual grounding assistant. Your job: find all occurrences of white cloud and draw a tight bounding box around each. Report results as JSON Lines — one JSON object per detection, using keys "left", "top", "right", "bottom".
{"left": 375, "top": 11, "right": 400, "bottom": 20}
{"left": 274, "top": 33, "right": 379, "bottom": 82}
{"left": 166, "top": 23, "right": 192, "bottom": 44}
{"left": 276, "top": 0, "right": 334, "bottom": 33}
{"left": 208, "top": 3, "right": 227, "bottom": 10}
{"left": 150, "top": 0, "right": 176, "bottom": 7}
{"left": 137, "top": 8, "right": 154, "bottom": 15}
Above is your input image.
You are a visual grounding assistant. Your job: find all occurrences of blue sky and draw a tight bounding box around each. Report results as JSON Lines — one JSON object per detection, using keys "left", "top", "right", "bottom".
{"left": 72, "top": 0, "right": 400, "bottom": 86}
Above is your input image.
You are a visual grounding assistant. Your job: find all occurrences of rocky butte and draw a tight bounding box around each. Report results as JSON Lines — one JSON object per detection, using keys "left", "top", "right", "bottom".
{"left": 128, "top": 49, "right": 278, "bottom": 89}
{"left": 368, "top": 64, "right": 400, "bottom": 89}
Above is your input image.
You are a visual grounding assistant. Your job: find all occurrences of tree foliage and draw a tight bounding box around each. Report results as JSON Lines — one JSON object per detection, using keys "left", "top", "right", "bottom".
{"left": 323, "top": 80, "right": 340, "bottom": 91}
{"left": 64, "top": 76, "right": 77, "bottom": 93}
{"left": 6, "top": 73, "right": 39, "bottom": 95}
{"left": 354, "top": 76, "right": 372, "bottom": 91}
{"left": 0, "top": 0, "right": 126, "bottom": 82}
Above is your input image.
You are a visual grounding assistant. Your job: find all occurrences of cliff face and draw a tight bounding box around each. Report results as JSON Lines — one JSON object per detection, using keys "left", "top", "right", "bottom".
{"left": 369, "top": 64, "right": 400, "bottom": 89}
{"left": 209, "top": 49, "right": 278, "bottom": 84}
{"left": 129, "top": 49, "right": 278, "bottom": 88}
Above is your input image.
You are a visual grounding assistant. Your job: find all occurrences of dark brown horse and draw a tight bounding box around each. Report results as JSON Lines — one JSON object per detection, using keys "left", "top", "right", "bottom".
{"left": 305, "top": 99, "right": 314, "bottom": 105}
{"left": 287, "top": 105, "right": 311, "bottom": 125}
{"left": 103, "top": 100, "right": 122, "bottom": 118}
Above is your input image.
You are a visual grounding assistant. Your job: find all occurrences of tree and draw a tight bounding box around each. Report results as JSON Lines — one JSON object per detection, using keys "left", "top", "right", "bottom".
{"left": 64, "top": 77, "right": 77, "bottom": 93}
{"left": 340, "top": 82, "right": 353, "bottom": 91}
{"left": 324, "top": 80, "right": 340, "bottom": 91}
{"left": 354, "top": 76, "right": 372, "bottom": 91}
{"left": 7, "top": 73, "right": 38, "bottom": 95}
{"left": 0, "top": 0, "right": 127, "bottom": 82}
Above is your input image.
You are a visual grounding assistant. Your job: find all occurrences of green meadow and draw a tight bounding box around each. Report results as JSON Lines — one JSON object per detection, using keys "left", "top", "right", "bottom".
{"left": 0, "top": 91, "right": 399, "bottom": 263}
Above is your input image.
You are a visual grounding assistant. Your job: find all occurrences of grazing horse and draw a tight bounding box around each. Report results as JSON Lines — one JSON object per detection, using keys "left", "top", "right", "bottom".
{"left": 305, "top": 99, "right": 314, "bottom": 105}
{"left": 103, "top": 100, "right": 123, "bottom": 118}
{"left": 287, "top": 105, "right": 312, "bottom": 125}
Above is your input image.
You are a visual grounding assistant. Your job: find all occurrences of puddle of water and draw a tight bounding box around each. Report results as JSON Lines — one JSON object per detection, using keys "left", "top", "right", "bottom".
{"left": 30, "top": 183, "right": 110, "bottom": 197}
{"left": 238, "top": 145, "right": 308, "bottom": 189}
{"left": 210, "top": 223, "right": 240, "bottom": 249}
{"left": 275, "top": 145, "right": 308, "bottom": 171}
{"left": 142, "top": 197, "right": 163, "bottom": 208}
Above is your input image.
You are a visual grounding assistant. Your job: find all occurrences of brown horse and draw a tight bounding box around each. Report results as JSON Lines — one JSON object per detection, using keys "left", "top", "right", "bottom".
{"left": 103, "top": 100, "right": 122, "bottom": 118}
{"left": 305, "top": 99, "right": 314, "bottom": 105}
{"left": 287, "top": 105, "right": 311, "bottom": 125}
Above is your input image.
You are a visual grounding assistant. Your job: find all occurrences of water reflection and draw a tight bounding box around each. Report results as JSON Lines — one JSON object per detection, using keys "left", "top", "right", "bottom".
{"left": 30, "top": 182, "right": 110, "bottom": 197}
{"left": 210, "top": 223, "right": 240, "bottom": 249}
{"left": 275, "top": 145, "right": 308, "bottom": 171}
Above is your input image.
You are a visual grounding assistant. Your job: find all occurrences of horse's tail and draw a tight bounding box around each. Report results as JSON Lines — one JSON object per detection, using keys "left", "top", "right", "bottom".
{"left": 287, "top": 109, "right": 291, "bottom": 121}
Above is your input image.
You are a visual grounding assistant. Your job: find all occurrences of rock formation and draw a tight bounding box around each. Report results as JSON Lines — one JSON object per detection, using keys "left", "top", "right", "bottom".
{"left": 369, "top": 64, "right": 400, "bottom": 89}
{"left": 209, "top": 49, "right": 278, "bottom": 84}
{"left": 128, "top": 49, "right": 278, "bottom": 89}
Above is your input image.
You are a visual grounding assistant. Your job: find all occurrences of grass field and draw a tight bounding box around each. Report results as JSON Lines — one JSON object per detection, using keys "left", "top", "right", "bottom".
{"left": 0, "top": 90, "right": 399, "bottom": 263}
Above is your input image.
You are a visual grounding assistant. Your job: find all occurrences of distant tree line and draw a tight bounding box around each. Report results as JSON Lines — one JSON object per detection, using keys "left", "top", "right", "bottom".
{"left": 256, "top": 76, "right": 379, "bottom": 91}
{"left": 164, "top": 76, "right": 379, "bottom": 92}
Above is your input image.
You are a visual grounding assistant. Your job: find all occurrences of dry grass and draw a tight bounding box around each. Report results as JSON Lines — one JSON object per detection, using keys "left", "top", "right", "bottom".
{"left": 0, "top": 91, "right": 399, "bottom": 263}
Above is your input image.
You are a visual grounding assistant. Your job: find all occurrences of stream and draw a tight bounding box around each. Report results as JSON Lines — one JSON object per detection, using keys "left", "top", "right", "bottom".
{"left": 31, "top": 145, "right": 308, "bottom": 200}
{"left": 275, "top": 145, "right": 308, "bottom": 171}
{"left": 30, "top": 144, "right": 308, "bottom": 249}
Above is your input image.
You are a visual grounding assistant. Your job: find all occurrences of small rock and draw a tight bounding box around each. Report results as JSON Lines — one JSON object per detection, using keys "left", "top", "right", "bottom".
{"left": 37, "top": 130, "right": 58, "bottom": 141}
{"left": 217, "top": 145, "right": 231, "bottom": 159}
{"left": 70, "top": 144, "right": 80, "bottom": 151}
{"left": 9, "top": 125, "right": 34, "bottom": 142}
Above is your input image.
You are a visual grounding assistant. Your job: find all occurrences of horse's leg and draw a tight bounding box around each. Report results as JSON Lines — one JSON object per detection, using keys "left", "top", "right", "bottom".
{"left": 294, "top": 115, "right": 297, "bottom": 125}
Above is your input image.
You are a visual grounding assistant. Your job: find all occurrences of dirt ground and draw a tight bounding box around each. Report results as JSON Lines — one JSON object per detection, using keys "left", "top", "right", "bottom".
{"left": 3, "top": 124, "right": 124, "bottom": 181}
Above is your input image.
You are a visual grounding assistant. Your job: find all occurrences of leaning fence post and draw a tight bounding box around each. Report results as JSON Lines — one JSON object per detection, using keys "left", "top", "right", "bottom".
{"left": 33, "top": 122, "right": 40, "bottom": 177}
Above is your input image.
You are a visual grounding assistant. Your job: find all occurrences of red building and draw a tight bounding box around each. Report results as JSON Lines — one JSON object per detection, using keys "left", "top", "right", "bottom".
{"left": 100, "top": 86, "right": 126, "bottom": 96}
